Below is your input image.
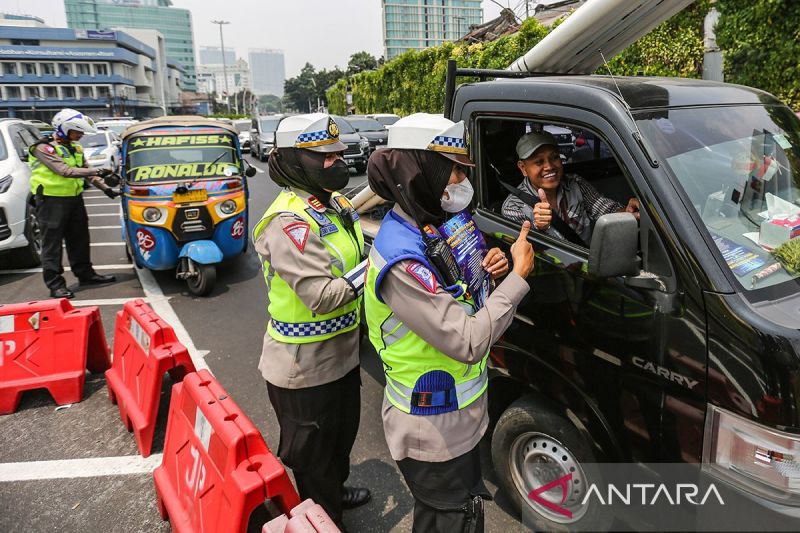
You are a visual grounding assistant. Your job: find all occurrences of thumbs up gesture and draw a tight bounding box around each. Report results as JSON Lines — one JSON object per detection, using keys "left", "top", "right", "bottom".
{"left": 532, "top": 188, "right": 552, "bottom": 231}
{"left": 510, "top": 221, "right": 534, "bottom": 278}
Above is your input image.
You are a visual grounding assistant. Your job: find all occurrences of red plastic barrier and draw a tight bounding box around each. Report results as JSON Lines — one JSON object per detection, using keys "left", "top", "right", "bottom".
{"left": 154, "top": 370, "right": 301, "bottom": 533}
{"left": 263, "top": 499, "right": 340, "bottom": 533}
{"left": 106, "top": 299, "right": 196, "bottom": 457}
{"left": 0, "top": 298, "right": 109, "bottom": 415}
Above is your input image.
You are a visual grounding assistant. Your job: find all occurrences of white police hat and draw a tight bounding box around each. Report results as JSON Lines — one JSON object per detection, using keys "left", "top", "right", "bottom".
{"left": 275, "top": 113, "right": 347, "bottom": 153}
{"left": 387, "top": 113, "right": 474, "bottom": 166}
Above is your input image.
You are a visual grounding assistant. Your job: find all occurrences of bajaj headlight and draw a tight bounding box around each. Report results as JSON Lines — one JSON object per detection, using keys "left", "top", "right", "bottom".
{"left": 142, "top": 207, "right": 162, "bottom": 223}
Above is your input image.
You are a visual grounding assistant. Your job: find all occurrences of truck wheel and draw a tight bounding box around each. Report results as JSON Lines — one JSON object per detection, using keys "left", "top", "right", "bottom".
{"left": 355, "top": 162, "right": 367, "bottom": 174}
{"left": 186, "top": 263, "right": 215, "bottom": 296}
{"left": 8, "top": 201, "right": 42, "bottom": 268}
{"left": 491, "top": 396, "right": 610, "bottom": 532}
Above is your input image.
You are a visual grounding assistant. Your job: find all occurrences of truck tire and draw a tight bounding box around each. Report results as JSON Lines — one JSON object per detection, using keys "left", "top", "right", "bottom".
{"left": 355, "top": 162, "right": 367, "bottom": 174}
{"left": 491, "top": 395, "right": 611, "bottom": 532}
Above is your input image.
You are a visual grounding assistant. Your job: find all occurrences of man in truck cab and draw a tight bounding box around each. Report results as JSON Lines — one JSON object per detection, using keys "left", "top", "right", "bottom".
{"left": 501, "top": 130, "right": 640, "bottom": 246}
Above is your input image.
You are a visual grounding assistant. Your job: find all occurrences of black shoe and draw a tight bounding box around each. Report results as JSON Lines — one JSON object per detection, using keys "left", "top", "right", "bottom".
{"left": 79, "top": 273, "right": 116, "bottom": 286}
{"left": 341, "top": 486, "right": 371, "bottom": 509}
{"left": 50, "top": 287, "right": 75, "bottom": 299}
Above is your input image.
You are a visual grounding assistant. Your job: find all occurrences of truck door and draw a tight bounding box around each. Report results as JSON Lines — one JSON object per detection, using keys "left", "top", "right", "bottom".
{"left": 468, "top": 107, "right": 708, "bottom": 463}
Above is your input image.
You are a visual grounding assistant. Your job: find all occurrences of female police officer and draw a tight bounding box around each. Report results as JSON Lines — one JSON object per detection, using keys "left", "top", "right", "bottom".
{"left": 364, "top": 113, "right": 534, "bottom": 532}
{"left": 252, "top": 113, "right": 370, "bottom": 528}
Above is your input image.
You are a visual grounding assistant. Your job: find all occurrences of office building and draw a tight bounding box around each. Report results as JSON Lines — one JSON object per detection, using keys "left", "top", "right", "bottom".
{"left": 64, "top": 0, "right": 197, "bottom": 90}
{"left": 248, "top": 48, "right": 285, "bottom": 97}
{"left": 0, "top": 24, "right": 182, "bottom": 119}
{"left": 382, "top": 0, "right": 483, "bottom": 60}
{"left": 199, "top": 46, "right": 235, "bottom": 66}
{"left": 197, "top": 58, "right": 251, "bottom": 96}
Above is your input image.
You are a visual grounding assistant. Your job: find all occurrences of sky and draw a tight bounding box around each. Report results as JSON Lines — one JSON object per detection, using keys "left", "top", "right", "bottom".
{"left": 1, "top": 0, "right": 507, "bottom": 77}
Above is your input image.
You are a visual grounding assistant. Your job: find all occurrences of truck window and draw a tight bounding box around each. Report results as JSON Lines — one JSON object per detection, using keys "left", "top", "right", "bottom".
{"left": 480, "top": 118, "right": 637, "bottom": 247}
{"left": 636, "top": 105, "right": 800, "bottom": 293}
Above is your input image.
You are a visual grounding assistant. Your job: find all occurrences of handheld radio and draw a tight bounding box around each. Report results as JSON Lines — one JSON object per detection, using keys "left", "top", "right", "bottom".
{"left": 395, "top": 183, "right": 461, "bottom": 287}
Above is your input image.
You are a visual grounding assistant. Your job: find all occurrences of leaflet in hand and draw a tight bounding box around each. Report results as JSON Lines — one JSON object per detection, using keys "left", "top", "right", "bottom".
{"left": 439, "top": 211, "right": 490, "bottom": 309}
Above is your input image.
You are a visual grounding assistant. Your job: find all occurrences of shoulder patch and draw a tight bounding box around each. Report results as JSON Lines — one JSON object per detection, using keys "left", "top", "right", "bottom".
{"left": 304, "top": 207, "right": 332, "bottom": 227}
{"left": 405, "top": 262, "right": 437, "bottom": 294}
{"left": 307, "top": 195, "right": 327, "bottom": 213}
{"left": 283, "top": 221, "right": 310, "bottom": 252}
{"left": 333, "top": 195, "right": 354, "bottom": 210}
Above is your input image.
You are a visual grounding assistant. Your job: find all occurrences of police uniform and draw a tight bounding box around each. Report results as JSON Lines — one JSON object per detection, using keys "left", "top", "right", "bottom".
{"left": 364, "top": 114, "right": 531, "bottom": 532}
{"left": 253, "top": 114, "right": 369, "bottom": 526}
{"left": 29, "top": 132, "right": 113, "bottom": 296}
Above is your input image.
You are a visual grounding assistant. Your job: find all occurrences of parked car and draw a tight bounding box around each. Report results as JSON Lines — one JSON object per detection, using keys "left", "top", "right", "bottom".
{"left": 351, "top": 1, "right": 800, "bottom": 530}
{"left": 344, "top": 116, "right": 389, "bottom": 155}
{"left": 233, "top": 119, "right": 251, "bottom": 153}
{"left": 96, "top": 119, "right": 139, "bottom": 136}
{"left": 331, "top": 115, "right": 369, "bottom": 174}
{"left": 366, "top": 113, "right": 400, "bottom": 127}
{"left": 250, "top": 115, "right": 284, "bottom": 162}
{"left": 24, "top": 119, "right": 54, "bottom": 138}
{"left": 0, "top": 118, "right": 42, "bottom": 267}
{"left": 78, "top": 129, "right": 122, "bottom": 171}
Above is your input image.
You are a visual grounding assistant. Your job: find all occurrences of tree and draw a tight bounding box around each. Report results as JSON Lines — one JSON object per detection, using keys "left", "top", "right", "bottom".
{"left": 258, "top": 94, "right": 282, "bottom": 114}
{"left": 283, "top": 62, "right": 318, "bottom": 112}
{"left": 347, "top": 51, "right": 378, "bottom": 75}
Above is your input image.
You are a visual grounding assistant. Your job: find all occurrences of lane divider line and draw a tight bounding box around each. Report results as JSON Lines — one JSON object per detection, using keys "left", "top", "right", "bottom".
{"left": 89, "top": 225, "right": 122, "bottom": 230}
{"left": 0, "top": 454, "right": 164, "bottom": 482}
{"left": 88, "top": 213, "right": 120, "bottom": 217}
{"left": 71, "top": 297, "right": 152, "bottom": 307}
{"left": 0, "top": 264, "right": 133, "bottom": 275}
{"left": 135, "top": 266, "right": 211, "bottom": 372}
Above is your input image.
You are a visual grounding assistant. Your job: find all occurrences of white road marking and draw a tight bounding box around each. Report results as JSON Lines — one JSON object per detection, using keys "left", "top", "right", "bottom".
{"left": 135, "top": 267, "right": 211, "bottom": 372}
{"left": 88, "top": 213, "right": 120, "bottom": 217}
{"left": 1, "top": 264, "right": 132, "bottom": 275}
{"left": 62, "top": 242, "right": 123, "bottom": 247}
{"left": 0, "top": 454, "right": 163, "bottom": 482}
{"left": 72, "top": 297, "right": 150, "bottom": 307}
{"left": 82, "top": 202, "right": 120, "bottom": 207}
{"left": 89, "top": 225, "right": 121, "bottom": 230}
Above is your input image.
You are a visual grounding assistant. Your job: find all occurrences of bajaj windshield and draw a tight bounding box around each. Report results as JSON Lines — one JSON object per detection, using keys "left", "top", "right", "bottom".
{"left": 636, "top": 105, "right": 800, "bottom": 294}
{"left": 126, "top": 132, "right": 240, "bottom": 183}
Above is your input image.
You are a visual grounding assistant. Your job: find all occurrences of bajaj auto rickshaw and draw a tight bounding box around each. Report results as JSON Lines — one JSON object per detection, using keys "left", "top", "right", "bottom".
{"left": 120, "top": 117, "right": 256, "bottom": 295}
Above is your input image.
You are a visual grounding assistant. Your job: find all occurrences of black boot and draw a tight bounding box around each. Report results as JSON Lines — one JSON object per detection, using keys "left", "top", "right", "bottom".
{"left": 79, "top": 273, "right": 116, "bottom": 286}
{"left": 341, "top": 486, "right": 371, "bottom": 509}
{"left": 50, "top": 287, "right": 75, "bottom": 299}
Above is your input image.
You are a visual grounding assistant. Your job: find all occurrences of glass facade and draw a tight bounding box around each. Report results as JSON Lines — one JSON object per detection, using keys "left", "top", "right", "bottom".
{"left": 382, "top": 0, "right": 483, "bottom": 59}
{"left": 248, "top": 49, "right": 285, "bottom": 97}
{"left": 64, "top": 0, "right": 197, "bottom": 90}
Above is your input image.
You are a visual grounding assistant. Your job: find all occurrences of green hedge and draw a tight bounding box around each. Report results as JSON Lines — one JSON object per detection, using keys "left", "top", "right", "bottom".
{"left": 328, "top": 1, "right": 799, "bottom": 114}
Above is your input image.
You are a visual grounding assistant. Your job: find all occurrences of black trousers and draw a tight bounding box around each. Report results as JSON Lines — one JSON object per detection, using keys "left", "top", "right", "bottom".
{"left": 35, "top": 195, "right": 94, "bottom": 290}
{"left": 266, "top": 366, "right": 361, "bottom": 524}
{"left": 397, "top": 444, "right": 488, "bottom": 533}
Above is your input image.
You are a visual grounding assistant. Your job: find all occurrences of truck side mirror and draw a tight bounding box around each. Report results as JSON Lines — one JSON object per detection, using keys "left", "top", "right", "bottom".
{"left": 245, "top": 166, "right": 257, "bottom": 177}
{"left": 250, "top": 129, "right": 257, "bottom": 135}
{"left": 588, "top": 212, "right": 639, "bottom": 277}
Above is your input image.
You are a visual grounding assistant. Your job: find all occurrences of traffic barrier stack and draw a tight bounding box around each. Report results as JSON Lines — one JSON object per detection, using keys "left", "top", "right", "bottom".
{"left": 154, "top": 369, "right": 300, "bottom": 533}
{"left": 0, "top": 299, "right": 110, "bottom": 415}
{"left": 106, "top": 299, "right": 196, "bottom": 457}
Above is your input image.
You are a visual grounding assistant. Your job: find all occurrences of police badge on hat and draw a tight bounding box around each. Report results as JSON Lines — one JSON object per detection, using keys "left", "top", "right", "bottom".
{"left": 327, "top": 117, "right": 340, "bottom": 139}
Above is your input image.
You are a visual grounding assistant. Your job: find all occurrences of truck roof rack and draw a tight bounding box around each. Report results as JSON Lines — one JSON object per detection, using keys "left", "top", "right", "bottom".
{"left": 444, "top": 59, "right": 553, "bottom": 119}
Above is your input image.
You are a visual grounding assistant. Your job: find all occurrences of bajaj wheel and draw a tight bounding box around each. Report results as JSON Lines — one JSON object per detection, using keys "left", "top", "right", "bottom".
{"left": 491, "top": 395, "right": 611, "bottom": 532}
{"left": 187, "top": 262, "right": 215, "bottom": 296}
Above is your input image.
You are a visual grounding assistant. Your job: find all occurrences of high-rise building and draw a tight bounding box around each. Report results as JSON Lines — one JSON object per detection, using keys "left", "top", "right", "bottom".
{"left": 64, "top": 0, "right": 197, "bottom": 90}
{"left": 382, "top": 0, "right": 483, "bottom": 60}
{"left": 199, "top": 46, "right": 235, "bottom": 66}
{"left": 197, "top": 58, "right": 251, "bottom": 96}
{"left": 248, "top": 49, "right": 285, "bottom": 97}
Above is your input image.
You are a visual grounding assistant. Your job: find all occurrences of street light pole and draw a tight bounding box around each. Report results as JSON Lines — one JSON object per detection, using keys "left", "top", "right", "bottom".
{"left": 211, "top": 20, "right": 231, "bottom": 113}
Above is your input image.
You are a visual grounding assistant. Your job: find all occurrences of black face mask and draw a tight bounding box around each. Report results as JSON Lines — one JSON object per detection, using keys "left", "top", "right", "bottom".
{"left": 309, "top": 158, "right": 350, "bottom": 192}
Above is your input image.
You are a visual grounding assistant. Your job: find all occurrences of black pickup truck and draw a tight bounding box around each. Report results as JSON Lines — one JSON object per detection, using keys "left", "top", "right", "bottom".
{"left": 352, "top": 2, "right": 800, "bottom": 530}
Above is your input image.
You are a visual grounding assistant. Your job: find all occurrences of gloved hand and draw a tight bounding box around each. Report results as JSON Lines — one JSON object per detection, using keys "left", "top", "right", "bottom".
{"left": 103, "top": 188, "right": 120, "bottom": 200}
{"left": 97, "top": 167, "right": 114, "bottom": 178}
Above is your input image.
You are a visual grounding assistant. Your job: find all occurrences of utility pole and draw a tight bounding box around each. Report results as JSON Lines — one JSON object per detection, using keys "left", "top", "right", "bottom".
{"left": 211, "top": 20, "right": 231, "bottom": 113}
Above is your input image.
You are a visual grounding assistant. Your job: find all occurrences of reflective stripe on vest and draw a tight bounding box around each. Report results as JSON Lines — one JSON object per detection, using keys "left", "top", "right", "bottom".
{"left": 253, "top": 189, "right": 364, "bottom": 344}
{"left": 271, "top": 310, "right": 358, "bottom": 338}
{"left": 384, "top": 364, "right": 488, "bottom": 412}
{"left": 29, "top": 142, "right": 85, "bottom": 197}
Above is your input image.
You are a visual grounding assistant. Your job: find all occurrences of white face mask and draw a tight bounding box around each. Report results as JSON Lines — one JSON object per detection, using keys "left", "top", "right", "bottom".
{"left": 440, "top": 178, "right": 474, "bottom": 213}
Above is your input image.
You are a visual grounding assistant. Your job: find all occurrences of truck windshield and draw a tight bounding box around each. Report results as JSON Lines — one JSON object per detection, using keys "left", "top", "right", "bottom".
{"left": 636, "top": 105, "right": 800, "bottom": 293}
{"left": 125, "top": 133, "right": 240, "bottom": 183}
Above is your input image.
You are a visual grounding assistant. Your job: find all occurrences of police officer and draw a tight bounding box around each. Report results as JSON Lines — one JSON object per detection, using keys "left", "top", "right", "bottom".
{"left": 364, "top": 113, "right": 535, "bottom": 532}
{"left": 29, "top": 109, "right": 118, "bottom": 299}
{"left": 252, "top": 113, "right": 370, "bottom": 528}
